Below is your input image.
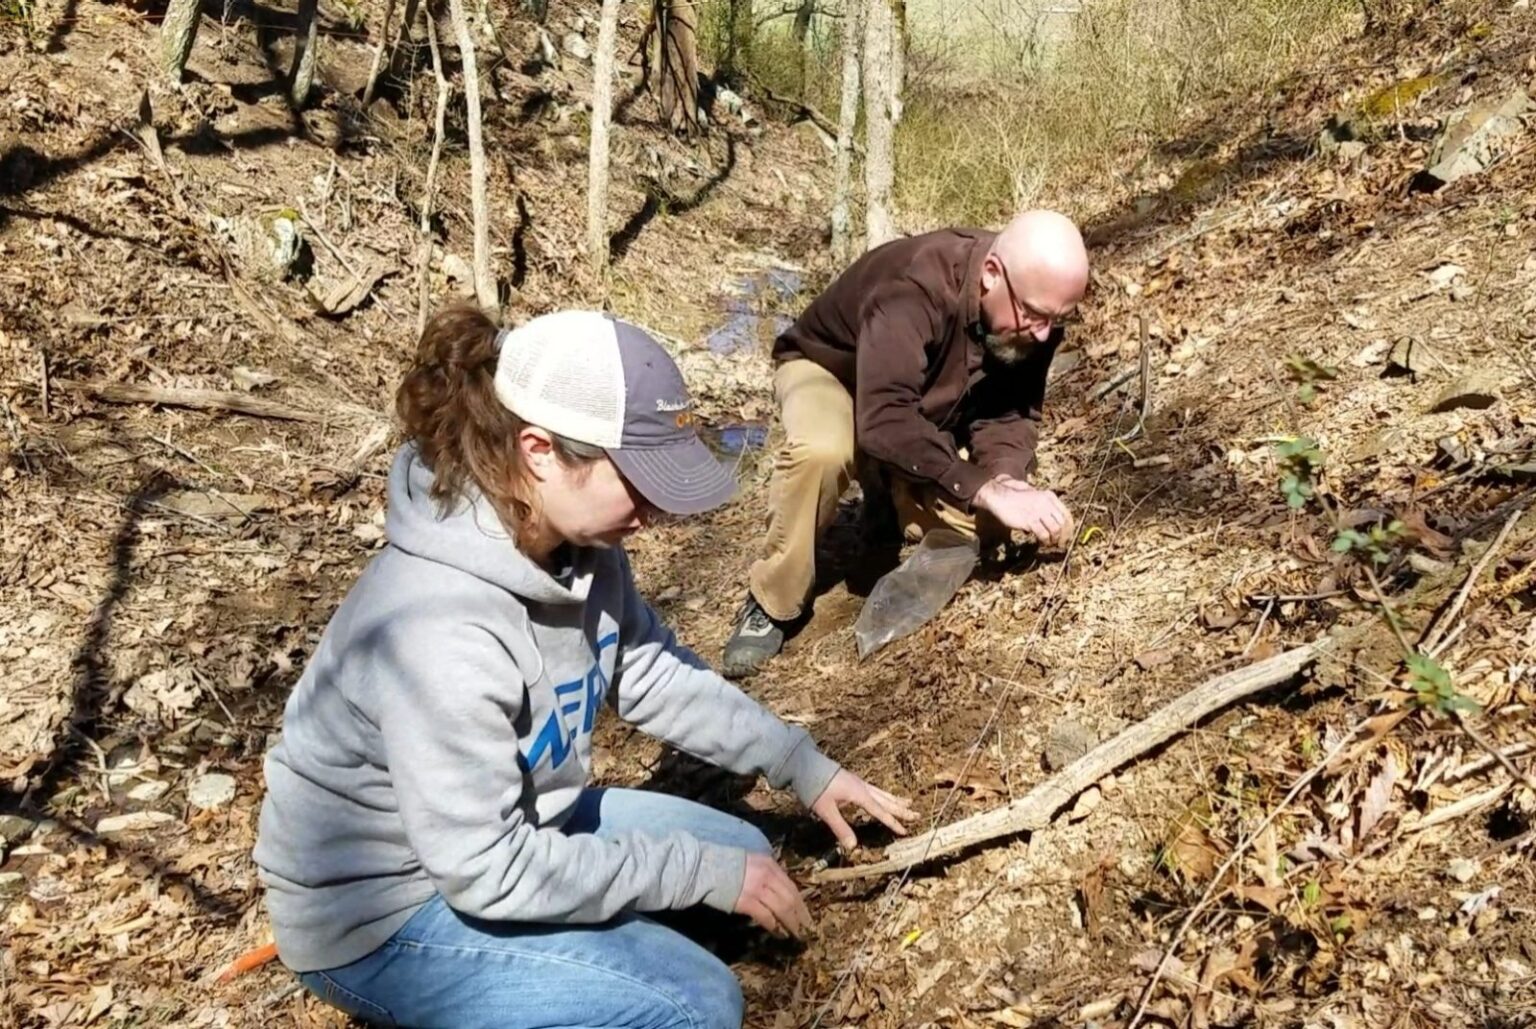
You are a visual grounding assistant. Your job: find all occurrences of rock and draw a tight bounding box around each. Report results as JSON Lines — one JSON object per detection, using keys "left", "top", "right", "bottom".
{"left": 0, "top": 871, "right": 24, "bottom": 896}
{"left": 1352, "top": 339, "right": 1391, "bottom": 367}
{"left": 442, "top": 253, "right": 475, "bottom": 297}
{"left": 1409, "top": 553, "right": 1453, "bottom": 576}
{"left": 1447, "top": 858, "right": 1479, "bottom": 883}
{"left": 127, "top": 780, "right": 170, "bottom": 803}
{"left": 1067, "top": 785, "right": 1102, "bottom": 823}
{"left": 716, "top": 87, "right": 745, "bottom": 116}
{"left": 1387, "top": 337, "right": 1438, "bottom": 378}
{"left": 1429, "top": 370, "right": 1501, "bottom": 413}
{"left": 1426, "top": 263, "right": 1466, "bottom": 290}
{"left": 96, "top": 811, "right": 175, "bottom": 836}
{"left": 263, "top": 211, "right": 307, "bottom": 278}
{"left": 232, "top": 366, "right": 279, "bottom": 391}
{"left": 0, "top": 814, "right": 35, "bottom": 844}
{"left": 560, "top": 32, "right": 591, "bottom": 62}
{"left": 1335, "top": 140, "right": 1368, "bottom": 164}
{"left": 1045, "top": 719, "right": 1097, "bottom": 771}
{"left": 534, "top": 27, "right": 560, "bottom": 68}
{"left": 1435, "top": 434, "right": 1471, "bottom": 467}
{"left": 1046, "top": 348, "right": 1083, "bottom": 383}
{"left": 188, "top": 773, "right": 237, "bottom": 811}
{"left": 1416, "top": 90, "right": 1532, "bottom": 190}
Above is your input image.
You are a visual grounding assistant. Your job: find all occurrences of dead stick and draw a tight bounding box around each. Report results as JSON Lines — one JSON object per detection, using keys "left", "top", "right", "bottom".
{"left": 417, "top": 10, "right": 450, "bottom": 339}
{"left": 361, "top": 0, "right": 399, "bottom": 108}
{"left": 1423, "top": 506, "right": 1525, "bottom": 652}
{"left": 446, "top": 0, "right": 498, "bottom": 315}
{"left": 55, "top": 380, "right": 326, "bottom": 423}
{"left": 812, "top": 641, "right": 1330, "bottom": 883}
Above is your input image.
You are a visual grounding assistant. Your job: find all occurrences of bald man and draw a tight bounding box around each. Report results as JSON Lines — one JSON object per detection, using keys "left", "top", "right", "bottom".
{"left": 722, "top": 211, "right": 1090, "bottom": 676}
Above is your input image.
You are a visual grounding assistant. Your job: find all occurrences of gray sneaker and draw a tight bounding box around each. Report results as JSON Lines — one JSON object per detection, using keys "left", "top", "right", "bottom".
{"left": 722, "top": 596, "right": 786, "bottom": 678}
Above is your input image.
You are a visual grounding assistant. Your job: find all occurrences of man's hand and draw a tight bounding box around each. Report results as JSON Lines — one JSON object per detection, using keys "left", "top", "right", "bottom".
{"left": 810, "top": 770, "right": 918, "bottom": 852}
{"left": 735, "top": 852, "right": 813, "bottom": 938}
{"left": 975, "top": 478, "right": 1074, "bottom": 547}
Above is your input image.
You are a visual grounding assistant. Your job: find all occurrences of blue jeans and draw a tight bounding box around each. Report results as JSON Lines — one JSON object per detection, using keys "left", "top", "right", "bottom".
{"left": 298, "top": 788, "right": 772, "bottom": 1028}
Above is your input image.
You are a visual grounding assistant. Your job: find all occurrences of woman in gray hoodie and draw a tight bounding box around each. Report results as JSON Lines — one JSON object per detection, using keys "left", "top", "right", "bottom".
{"left": 253, "top": 305, "right": 913, "bottom": 1028}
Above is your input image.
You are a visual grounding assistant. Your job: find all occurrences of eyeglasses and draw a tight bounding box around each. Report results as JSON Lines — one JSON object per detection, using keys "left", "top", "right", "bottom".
{"left": 996, "top": 260, "right": 1079, "bottom": 332}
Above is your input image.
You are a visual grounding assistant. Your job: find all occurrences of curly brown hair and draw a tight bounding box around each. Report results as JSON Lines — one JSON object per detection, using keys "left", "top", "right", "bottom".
{"left": 396, "top": 304, "right": 603, "bottom": 536}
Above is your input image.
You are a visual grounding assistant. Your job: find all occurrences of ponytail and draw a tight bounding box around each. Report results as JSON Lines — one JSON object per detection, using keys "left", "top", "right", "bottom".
{"left": 396, "top": 304, "right": 601, "bottom": 536}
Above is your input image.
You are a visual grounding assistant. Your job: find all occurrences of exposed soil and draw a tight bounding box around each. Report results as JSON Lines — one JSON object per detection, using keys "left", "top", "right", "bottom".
{"left": 2, "top": 1, "right": 1534, "bottom": 1027}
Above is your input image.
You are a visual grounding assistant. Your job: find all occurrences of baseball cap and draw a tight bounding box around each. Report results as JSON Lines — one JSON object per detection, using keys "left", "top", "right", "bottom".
{"left": 491, "top": 310, "right": 738, "bottom": 516}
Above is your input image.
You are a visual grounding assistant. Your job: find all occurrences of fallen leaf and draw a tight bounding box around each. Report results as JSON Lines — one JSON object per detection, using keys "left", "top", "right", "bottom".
{"left": 933, "top": 762, "right": 1007, "bottom": 799}
{"left": 1358, "top": 749, "right": 1400, "bottom": 841}
{"left": 311, "top": 258, "right": 393, "bottom": 318}
{"left": 1135, "top": 648, "right": 1174, "bottom": 670}
{"left": 1162, "top": 801, "right": 1219, "bottom": 883}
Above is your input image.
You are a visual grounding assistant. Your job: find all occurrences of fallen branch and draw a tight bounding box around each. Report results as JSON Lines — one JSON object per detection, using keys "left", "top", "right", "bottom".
{"left": 813, "top": 641, "right": 1330, "bottom": 882}
{"left": 446, "top": 0, "right": 498, "bottom": 315}
{"left": 746, "top": 73, "right": 862, "bottom": 155}
{"left": 56, "top": 380, "right": 326, "bottom": 423}
{"left": 417, "top": 10, "right": 450, "bottom": 338}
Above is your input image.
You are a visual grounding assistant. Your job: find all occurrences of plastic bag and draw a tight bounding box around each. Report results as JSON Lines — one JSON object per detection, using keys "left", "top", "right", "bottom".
{"left": 853, "top": 529, "right": 980, "bottom": 660}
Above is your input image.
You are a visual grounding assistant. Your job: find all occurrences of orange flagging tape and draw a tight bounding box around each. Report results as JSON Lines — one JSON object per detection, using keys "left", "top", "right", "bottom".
{"left": 217, "top": 942, "right": 279, "bottom": 983}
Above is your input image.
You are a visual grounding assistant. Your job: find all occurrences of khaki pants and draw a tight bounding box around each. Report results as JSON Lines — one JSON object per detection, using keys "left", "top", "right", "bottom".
{"left": 748, "top": 360, "right": 1000, "bottom": 622}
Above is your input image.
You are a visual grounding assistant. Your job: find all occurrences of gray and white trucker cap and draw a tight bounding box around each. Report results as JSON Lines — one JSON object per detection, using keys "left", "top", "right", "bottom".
{"left": 492, "top": 310, "right": 737, "bottom": 515}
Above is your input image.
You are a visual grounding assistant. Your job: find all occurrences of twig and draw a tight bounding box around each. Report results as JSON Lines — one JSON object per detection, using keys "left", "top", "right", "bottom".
{"left": 361, "top": 0, "right": 399, "bottom": 108}
{"left": 812, "top": 641, "right": 1331, "bottom": 882}
{"left": 1247, "top": 589, "right": 1347, "bottom": 604}
{"left": 1113, "top": 313, "right": 1152, "bottom": 444}
{"left": 1422, "top": 507, "right": 1526, "bottom": 652}
{"left": 1454, "top": 714, "right": 1536, "bottom": 793}
{"left": 55, "top": 380, "right": 327, "bottom": 423}
{"left": 1126, "top": 713, "right": 1369, "bottom": 1029}
{"left": 38, "top": 348, "right": 50, "bottom": 417}
{"left": 417, "top": 10, "right": 450, "bottom": 339}
{"left": 1091, "top": 363, "right": 1140, "bottom": 401}
{"left": 298, "top": 201, "right": 361, "bottom": 280}
{"left": 1406, "top": 780, "right": 1512, "bottom": 833}
{"left": 1242, "top": 599, "right": 1275, "bottom": 658}
{"left": 1446, "top": 741, "right": 1535, "bottom": 783}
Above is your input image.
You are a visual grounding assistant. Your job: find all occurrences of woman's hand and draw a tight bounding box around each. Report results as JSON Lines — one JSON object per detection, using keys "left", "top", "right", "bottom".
{"left": 810, "top": 770, "right": 918, "bottom": 851}
{"left": 735, "top": 852, "right": 813, "bottom": 938}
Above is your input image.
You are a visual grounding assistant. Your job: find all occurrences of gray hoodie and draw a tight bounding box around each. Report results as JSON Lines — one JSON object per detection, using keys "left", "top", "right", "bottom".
{"left": 254, "top": 446, "right": 839, "bottom": 973}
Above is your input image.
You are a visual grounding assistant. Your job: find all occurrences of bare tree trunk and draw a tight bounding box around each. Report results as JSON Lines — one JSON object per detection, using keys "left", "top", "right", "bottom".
{"left": 792, "top": 0, "right": 814, "bottom": 93}
{"left": 862, "top": 0, "right": 896, "bottom": 250}
{"left": 890, "top": 0, "right": 905, "bottom": 125}
{"left": 588, "top": 0, "right": 621, "bottom": 277}
{"left": 652, "top": 0, "right": 700, "bottom": 135}
{"left": 361, "top": 0, "right": 399, "bottom": 107}
{"left": 723, "top": 0, "right": 753, "bottom": 80}
{"left": 417, "top": 11, "right": 451, "bottom": 337}
{"left": 830, "top": 0, "right": 863, "bottom": 263}
{"left": 288, "top": 0, "right": 320, "bottom": 109}
{"left": 160, "top": 0, "right": 201, "bottom": 84}
{"left": 446, "top": 0, "right": 499, "bottom": 314}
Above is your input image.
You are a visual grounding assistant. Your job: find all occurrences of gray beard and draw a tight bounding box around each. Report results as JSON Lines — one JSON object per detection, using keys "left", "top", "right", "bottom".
{"left": 980, "top": 333, "right": 1030, "bottom": 365}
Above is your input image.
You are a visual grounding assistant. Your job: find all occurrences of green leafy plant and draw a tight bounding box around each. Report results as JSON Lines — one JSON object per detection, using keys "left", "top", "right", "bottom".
{"left": 1274, "top": 436, "right": 1324, "bottom": 509}
{"left": 1405, "top": 653, "right": 1479, "bottom": 715}
{"left": 1332, "top": 519, "right": 1405, "bottom": 564}
{"left": 1286, "top": 354, "right": 1340, "bottom": 405}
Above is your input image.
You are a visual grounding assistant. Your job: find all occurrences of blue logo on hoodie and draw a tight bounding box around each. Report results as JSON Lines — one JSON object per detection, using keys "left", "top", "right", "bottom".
{"left": 523, "top": 633, "right": 619, "bottom": 772}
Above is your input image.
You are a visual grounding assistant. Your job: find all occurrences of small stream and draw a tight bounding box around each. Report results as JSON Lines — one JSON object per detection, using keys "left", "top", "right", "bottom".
{"left": 697, "top": 262, "right": 803, "bottom": 461}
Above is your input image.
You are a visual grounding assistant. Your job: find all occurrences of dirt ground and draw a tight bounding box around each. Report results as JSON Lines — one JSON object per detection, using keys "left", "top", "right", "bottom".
{"left": 2, "top": 1, "right": 1534, "bottom": 1027}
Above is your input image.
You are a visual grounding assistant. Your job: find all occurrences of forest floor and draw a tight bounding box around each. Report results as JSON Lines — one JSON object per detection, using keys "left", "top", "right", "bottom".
{"left": 2, "top": 1, "right": 1534, "bottom": 1027}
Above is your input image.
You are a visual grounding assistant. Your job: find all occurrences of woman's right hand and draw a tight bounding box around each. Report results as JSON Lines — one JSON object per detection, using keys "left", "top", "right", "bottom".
{"left": 735, "top": 852, "right": 813, "bottom": 938}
